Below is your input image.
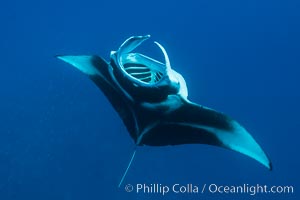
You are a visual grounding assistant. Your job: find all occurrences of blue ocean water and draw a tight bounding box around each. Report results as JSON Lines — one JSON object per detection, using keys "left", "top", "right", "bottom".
{"left": 0, "top": 0, "right": 299, "bottom": 199}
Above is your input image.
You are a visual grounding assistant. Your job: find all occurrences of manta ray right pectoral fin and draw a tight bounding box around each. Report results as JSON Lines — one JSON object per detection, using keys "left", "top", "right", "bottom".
{"left": 171, "top": 101, "right": 272, "bottom": 170}
{"left": 142, "top": 100, "right": 272, "bottom": 170}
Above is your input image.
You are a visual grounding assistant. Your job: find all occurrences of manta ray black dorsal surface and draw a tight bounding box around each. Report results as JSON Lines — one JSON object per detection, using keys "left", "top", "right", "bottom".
{"left": 57, "top": 35, "right": 272, "bottom": 185}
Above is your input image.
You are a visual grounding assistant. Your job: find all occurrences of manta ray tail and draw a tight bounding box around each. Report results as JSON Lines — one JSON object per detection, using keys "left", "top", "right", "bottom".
{"left": 118, "top": 149, "right": 137, "bottom": 188}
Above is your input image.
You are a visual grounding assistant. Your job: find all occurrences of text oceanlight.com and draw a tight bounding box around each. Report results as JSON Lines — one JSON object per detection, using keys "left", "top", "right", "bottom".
{"left": 124, "top": 183, "right": 294, "bottom": 196}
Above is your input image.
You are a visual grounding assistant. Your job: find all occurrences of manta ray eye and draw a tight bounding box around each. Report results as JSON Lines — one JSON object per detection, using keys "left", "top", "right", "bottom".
{"left": 123, "top": 63, "right": 163, "bottom": 84}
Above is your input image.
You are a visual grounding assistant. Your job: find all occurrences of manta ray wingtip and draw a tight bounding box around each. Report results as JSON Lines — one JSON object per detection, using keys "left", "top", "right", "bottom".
{"left": 55, "top": 55, "right": 62, "bottom": 59}
{"left": 267, "top": 160, "right": 273, "bottom": 171}
{"left": 55, "top": 55, "right": 68, "bottom": 61}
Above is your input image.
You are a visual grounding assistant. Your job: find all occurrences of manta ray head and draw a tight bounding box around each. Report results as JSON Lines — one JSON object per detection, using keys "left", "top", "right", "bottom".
{"left": 109, "top": 35, "right": 188, "bottom": 102}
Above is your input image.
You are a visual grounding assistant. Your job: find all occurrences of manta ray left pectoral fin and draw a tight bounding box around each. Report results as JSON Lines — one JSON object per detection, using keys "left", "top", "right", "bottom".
{"left": 56, "top": 55, "right": 111, "bottom": 77}
{"left": 141, "top": 100, "right": 272, "bottom": 170}
{"left": 56, "top": 55, "right": 119, "bottom": 100}
{"left": 56, "top": 55, "right": 138, "bottom": 141}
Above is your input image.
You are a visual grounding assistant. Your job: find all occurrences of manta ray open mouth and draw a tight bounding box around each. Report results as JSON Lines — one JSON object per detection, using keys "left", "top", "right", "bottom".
{"left": 123, "top": 63, "right": 164, "bottom": 84}
{"left": 117, "top": 36, "right": 169, "bottom": 85}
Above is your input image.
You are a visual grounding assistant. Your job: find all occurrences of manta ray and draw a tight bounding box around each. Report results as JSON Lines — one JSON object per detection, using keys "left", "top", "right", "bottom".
{"left": 57, "top": 35, "right": 271, "bottom": 187}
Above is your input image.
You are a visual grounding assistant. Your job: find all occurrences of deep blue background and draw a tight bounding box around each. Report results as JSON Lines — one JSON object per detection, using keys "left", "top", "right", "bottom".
{"left": 0, "top": 0, "right": 299, "bottom": 199}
